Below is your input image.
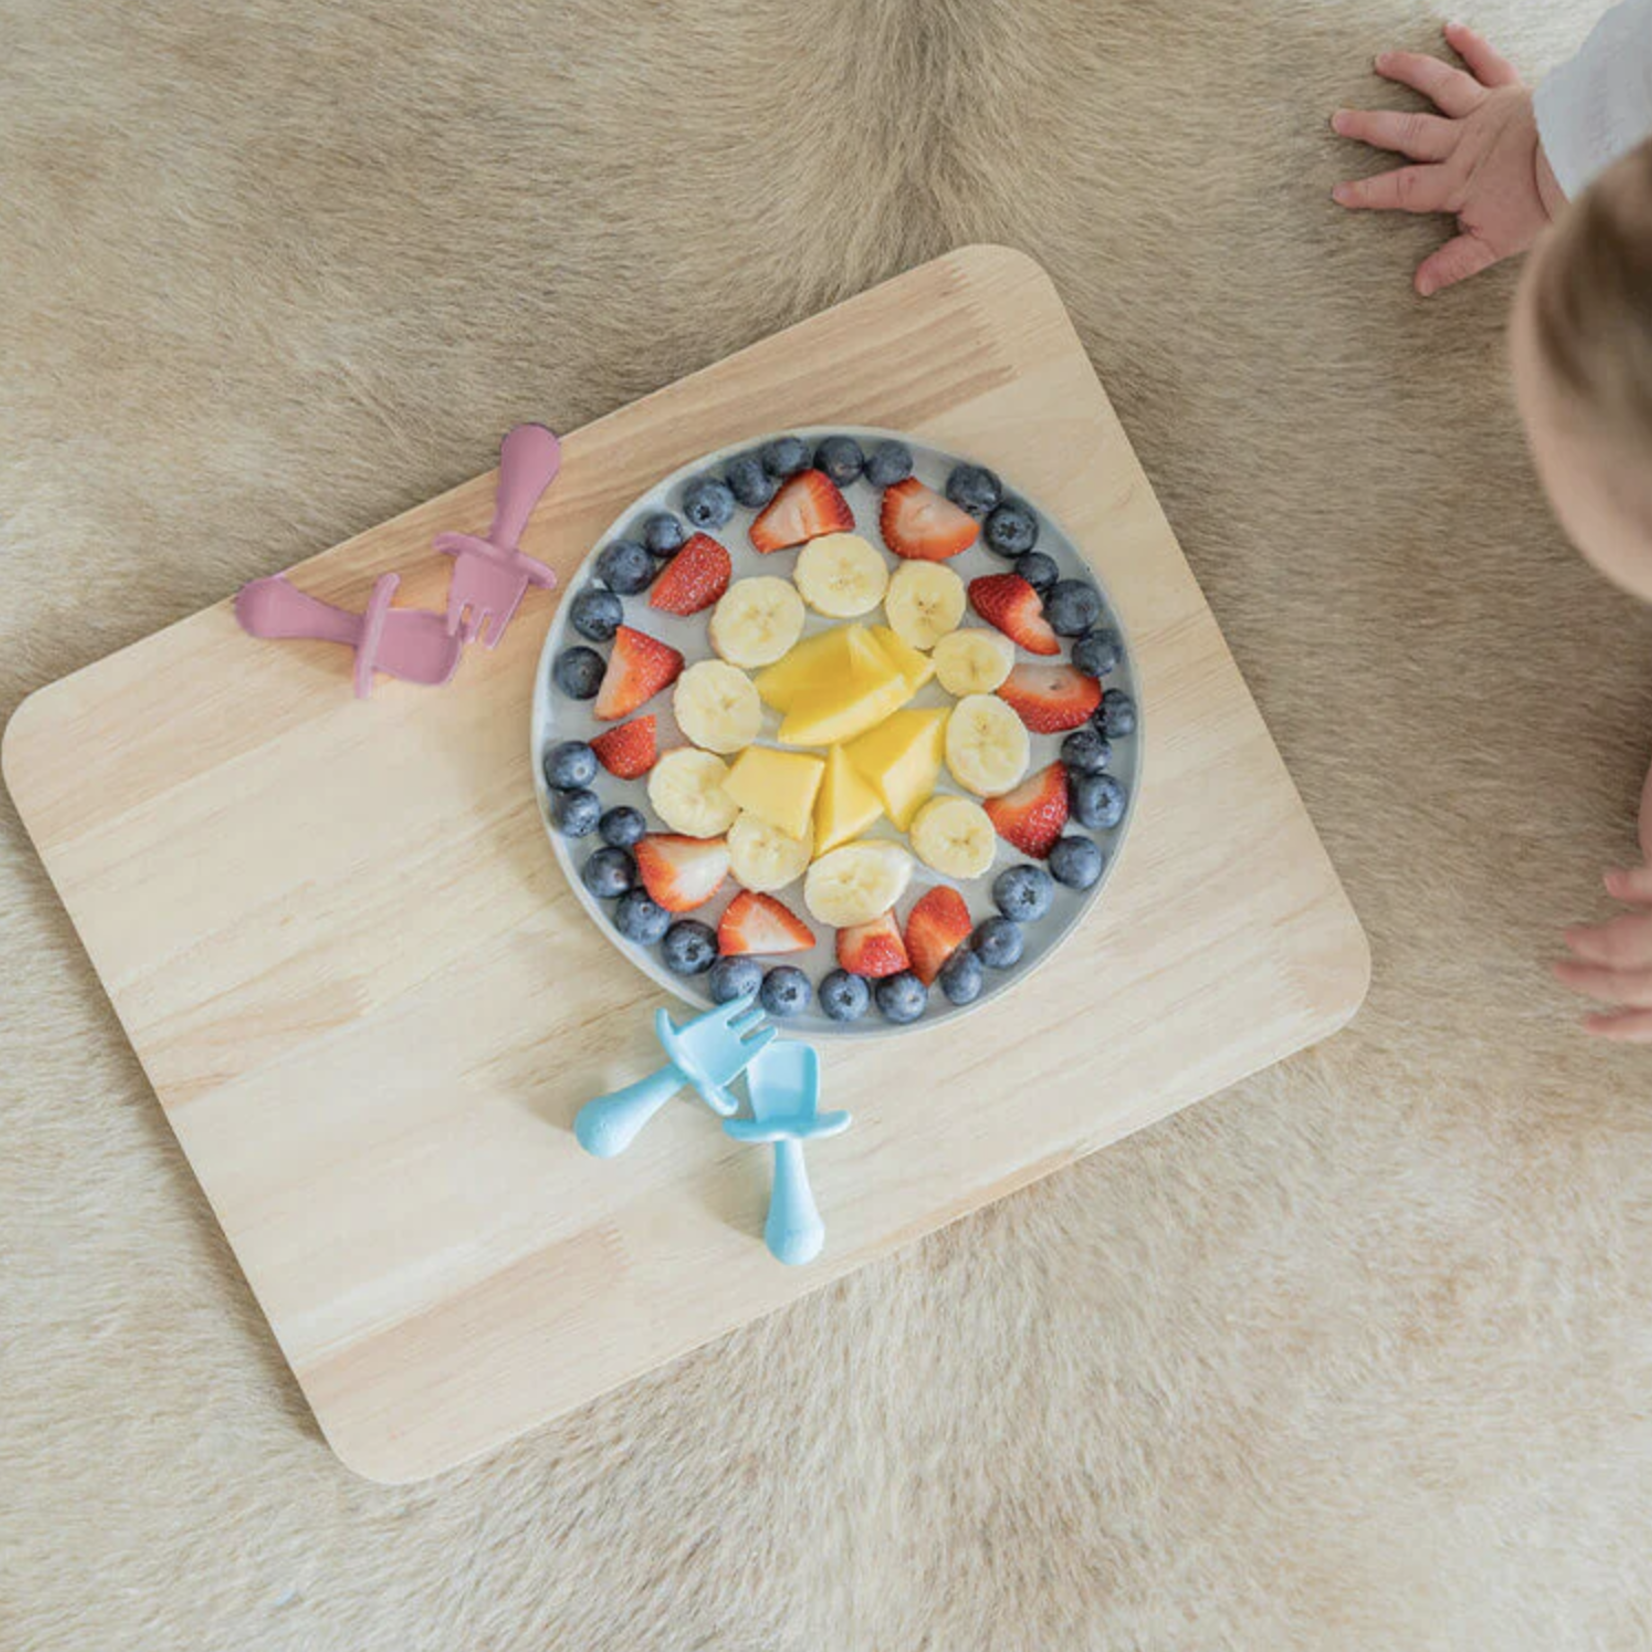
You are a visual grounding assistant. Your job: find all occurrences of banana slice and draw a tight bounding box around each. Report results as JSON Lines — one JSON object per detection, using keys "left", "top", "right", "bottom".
{"left": 910, "top": 794, "right": 997, "bottom": 879}
{"left": 945, "top": 694, "right": 1030, "bottom": 797}
{"left": 803, "top": 839, "right": 914, "bottom": 929}
{"left": 793, "top": 533, "right": 889, "bottom": 619}
{"left": 709, "top": 577, "right": 807, "bottom": 668}
{"left": 672, "top": 660, "right": 762, "bottom": 754}
{"left": 932, "top": 627, "right": 1015, "bottom": 696}
{"left": 728, "top": 812, "right": 814, "bottom": 893}
{"left": 885, "top": 561, "right": 965, "bottom": 651}
{"left": 648, "top": 748, "right": 740, "bottom": 837}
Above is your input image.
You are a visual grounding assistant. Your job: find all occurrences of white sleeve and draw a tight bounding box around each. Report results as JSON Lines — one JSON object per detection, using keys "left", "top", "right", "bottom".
{"left": 1533, "top": 0, "right": 1652, "bottom": 198}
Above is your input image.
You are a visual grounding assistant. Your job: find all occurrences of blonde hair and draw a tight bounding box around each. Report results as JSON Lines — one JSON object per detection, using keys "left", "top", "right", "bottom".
{"left": 1530, "top": 137, "right": 1652, "bottom": 446}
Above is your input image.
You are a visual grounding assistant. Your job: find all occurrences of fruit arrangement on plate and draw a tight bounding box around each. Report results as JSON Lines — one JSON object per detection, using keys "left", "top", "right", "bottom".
{"left": 531, "top": 428, "right": 1139, "bottom": 1036}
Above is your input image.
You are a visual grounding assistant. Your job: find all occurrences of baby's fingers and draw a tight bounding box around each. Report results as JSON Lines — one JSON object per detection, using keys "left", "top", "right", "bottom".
{"left": 1415, "top": 233, "right": 1499, "bottom": 296}
{"left": 1443, "top": 22, "right": 1520, "bottom": 90}
{"left": 1552, "top": 959, "right": 1652, "bottom": 1007}
{"left": 1580, "top": 1007, "right": 1652, "bottom": 1043}
{"left": 1563, "top": 913, "right": 1652, "bottom": 969}
{"left": 1333, "top": 165, "right": 1453, "bottom": 213}
{"left": 1374, "top": 50, "right": 1485, "bottom": 117}
{"left": 1332, "top": 108, "right": 1456, "bottom": 161}
{"left": 1605, "top": 865, "right": 1652, "bottom": 905}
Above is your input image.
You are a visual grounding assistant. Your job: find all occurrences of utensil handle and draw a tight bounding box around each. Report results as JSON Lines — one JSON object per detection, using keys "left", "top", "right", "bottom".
{"left": 765, "top": 1140, "right": 825, "bottom": 1266}
{"left": 236, "top": 577, "right": 361, "bottom": 647}
{"left": 488, "top": 424, "right": 561, "bottom": 551}
{"left": 574, "top": 1065, "right": 683, "bottom": 1158}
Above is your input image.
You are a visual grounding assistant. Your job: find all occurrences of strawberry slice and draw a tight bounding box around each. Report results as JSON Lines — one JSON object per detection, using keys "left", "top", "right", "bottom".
{"left": 879, "top": 478, "right": 979, "bottom": 561}
{"left": 717, "top": 891, "right": 815, "bottom": 957}
{"left": 997, "top": 663, "right": 1103, "bottom": 733}
{"left": 836, "top": 910, "right": 910, "bottom": 978}
{"left": 904, "top": 887, "right": 973, "bottom": 986}
{"left": 594, "top": 625, "right": 684, "bottom": 720}
{"left": 590, "top": 715, "right": 658, "bottom": 779}
{"left": 633, "top": 834, "right": 729, "bottom": 913}
{"left": 750, "top": 469, "right": 853, "bottom": 553}
{"left": 984, "top": 763, "right": 1070, "bottom": 858}
{"left": 969, "top": 574, "right": 1060, "bottom": 656}
{"left": 649, "top": 533, "right": 731, "bottom": 616}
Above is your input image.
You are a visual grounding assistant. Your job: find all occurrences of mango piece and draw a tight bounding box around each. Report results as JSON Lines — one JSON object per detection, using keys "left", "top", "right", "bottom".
{"left": 754, "top": 627, "right": 853, "bottom": 712}
{"left": 777, "top": 630, "right": 912, "bottom": 747}
{"left": 843, "top": 623, "right": 899, "bottom": 682}
{"left": 845, "top": 708, "right": 948, "bottom": 830}
{"left": 813, "top": 745, "right": 884, "bottom": 856}
{"left": 724, "top": 746, "right": 826, "bottom": 840}
{"left": 868, "top": 624, "right": 936, "bottom": 696}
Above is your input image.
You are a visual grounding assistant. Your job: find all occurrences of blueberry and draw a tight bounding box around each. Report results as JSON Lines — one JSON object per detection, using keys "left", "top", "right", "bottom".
{"left": 594, "top": 539, "right": 654, "bottom": 596}
{"left": 993, "top": 864, "right": 1054, "bottom": 923}
{"left": 864, "top": 440, "right": 914, "bottom": 488}
{"left": 682, "top": 476, "right": 736, "bottom": 531}
{"left": 874, "top": 971, "right": 928, "bottom": 1025}
{"left": 550, "top": 786, "right": 601, "bottom": 838}
{"left": 759, "top": 966, "right": 812, "bottom": 1018}
{"left": 759, "top": 436, "right": 810, "bottom": 478}
{"left": 570, "top": 587, "right": 624, "bottom": 643}
{"left": 1059, "top": 727, "right": 1112, "bottom": 776}
{"left": 1070, "top": 772, "right": 1127, "bottom": 830}
{"left": 946, "top": 464, "right": 1002, "bottom": 519}
{"left": 553, "top": 646, "right": 606, "bottom": 701}
{"left": 543, "top": 739, "right": 597, "bottom": 791}
{"left": 613, "top": 890, "right": 671, "bottom": 945}
{"left": 984, "top": 499, "right": 1039, "bottom": 557}
{"left": 1049, "top": 835, "right": 1106, "bottom": 890}
{"left": 725, "top": 451, "right": 778, "bottom": 510}
{"left": 1044, "top": 580, "right": 1102, "bottom": 637}
{"left": 661, "top": 919, "right": 718, "bottom": 976}
{"left": 708, "top": 955, "right": 763, "bottom": 1004}
{"left": 819, "top": 968, "right": 872, "bottom": 1022}
{"left": 938, "top": 946, "right": 984, "bottom": 1006}
{"left": 581, "top": 846, "right": 635, "bottom": 900}
{"left": 598, "top": 805, "right": 647, "bottom": 849}
{"left": 641, "top": 511, "right": 687, "bottom": 558}
{"left": 1097, "top": 688, "right": 1137, "bottom": 739}
{"left": 972, "top": 915, "right": 1024, "bottom": 970}
{"left": 1018, "top": 551, "right": 1059, "bottom": 594}
{"left": 1072, "top": 628, "right": 1122, "bottom": 678}
{"left": 814, "top": 435, "right": 866, "bottom": 487}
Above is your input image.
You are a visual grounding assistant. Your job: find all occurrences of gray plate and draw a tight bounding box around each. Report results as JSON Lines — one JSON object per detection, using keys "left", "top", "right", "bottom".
{"left": 530, "top": 427, "right": 1141, "bottom": 1038}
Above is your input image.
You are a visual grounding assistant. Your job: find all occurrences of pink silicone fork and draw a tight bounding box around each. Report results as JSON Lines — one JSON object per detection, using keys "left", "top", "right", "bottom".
{"left": 434, "top": 423, "right": 561, "bottom": 647}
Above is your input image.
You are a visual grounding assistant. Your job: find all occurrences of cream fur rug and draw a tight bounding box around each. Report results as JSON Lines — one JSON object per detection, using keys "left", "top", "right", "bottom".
{"left": 5, "top": 1, "right": 1652, "bottom": 1646}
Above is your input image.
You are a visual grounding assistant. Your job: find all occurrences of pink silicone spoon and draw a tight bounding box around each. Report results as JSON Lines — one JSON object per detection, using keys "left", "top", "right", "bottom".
{"left": 433, "top": 423, "right": 561, "bottom": 647}
{"left": 234, "top": 574, "right": 464, "bottom": 698}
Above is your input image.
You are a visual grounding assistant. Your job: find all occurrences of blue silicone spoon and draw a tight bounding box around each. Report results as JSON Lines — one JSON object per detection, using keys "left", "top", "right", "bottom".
{"left": 724, "top": 1040, "right": 850, "bottom": 1266}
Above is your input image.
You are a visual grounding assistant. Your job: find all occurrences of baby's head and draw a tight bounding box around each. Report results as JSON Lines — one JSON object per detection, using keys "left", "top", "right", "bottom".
{"left": 1512, "top": 137, "right": 1652, "bottom": 602}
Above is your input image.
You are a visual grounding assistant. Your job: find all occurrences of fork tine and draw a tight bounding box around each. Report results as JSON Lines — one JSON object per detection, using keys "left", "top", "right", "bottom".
{"left": 709, "top": 992, "right": 759, "bottom": 1026}
{"left": 740, "top": 1024, "right": 777, "bottom": 1060}
{"left": 703, "top": 1020, "right": 776, "bottom": 1085}
{"left": 727, "top": 1005, "right": 767, "bottom": 1038}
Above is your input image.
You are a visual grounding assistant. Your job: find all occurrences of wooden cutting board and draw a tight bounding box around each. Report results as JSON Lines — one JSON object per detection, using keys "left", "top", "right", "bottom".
{"left": 3, "top": 246, "right": 1368, "bottom": 1483}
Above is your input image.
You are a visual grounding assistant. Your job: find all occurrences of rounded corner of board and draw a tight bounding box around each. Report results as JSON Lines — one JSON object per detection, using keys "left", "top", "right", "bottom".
{"left": 312, "top": 1413, "right": 435, "bottom": 1486}
{"left": 2, "top": 681, "right": 66, "bottom": 812}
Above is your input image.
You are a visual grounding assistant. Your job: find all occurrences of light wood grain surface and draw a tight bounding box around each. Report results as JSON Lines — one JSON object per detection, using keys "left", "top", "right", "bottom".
{"left": 2, "top": 246, "right": 1368, "bottom": 1483}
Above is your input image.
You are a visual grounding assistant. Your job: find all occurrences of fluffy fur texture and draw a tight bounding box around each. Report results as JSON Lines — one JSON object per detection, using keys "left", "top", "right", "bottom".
{"left": 5, "top": 1, "right": 1652, "bottom": 1646}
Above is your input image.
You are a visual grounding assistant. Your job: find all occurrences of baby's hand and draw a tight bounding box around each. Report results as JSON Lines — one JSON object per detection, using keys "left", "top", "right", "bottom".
{"left": 1555, "top": 866, "right": 1652, "bottom": 1042}
{"left": 1331, "top": 23, "right": 1566, "bottom": 296}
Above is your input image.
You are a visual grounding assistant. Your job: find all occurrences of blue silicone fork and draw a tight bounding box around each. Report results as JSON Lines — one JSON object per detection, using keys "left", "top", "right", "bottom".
{"left": 724, "top": 1040, "right": 850, "bottom": 1265}
{"left": 575, "top": 996, "right": 774, "bottom": 1158}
